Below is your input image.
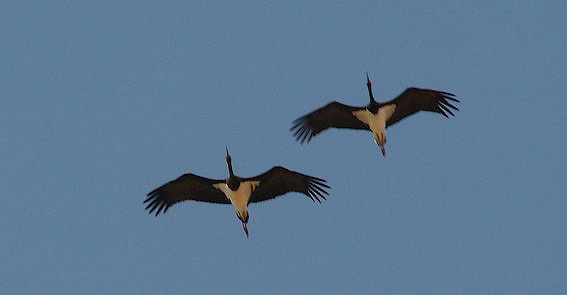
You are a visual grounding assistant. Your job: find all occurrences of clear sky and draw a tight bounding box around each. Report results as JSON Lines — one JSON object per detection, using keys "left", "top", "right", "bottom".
{"left": 2, "top": 1, "right": 566, "bottom": 294}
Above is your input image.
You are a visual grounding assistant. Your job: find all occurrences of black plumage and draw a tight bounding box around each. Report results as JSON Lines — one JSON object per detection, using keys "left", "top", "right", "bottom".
{"left": 291, "top": 73, "right": 459, "bottom": 156}
{"left": 144, "top": 148, "right": 330, "bottom": 237}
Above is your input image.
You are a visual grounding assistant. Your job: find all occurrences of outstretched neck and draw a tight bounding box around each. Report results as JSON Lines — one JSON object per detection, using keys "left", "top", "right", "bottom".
{"left": 227, "top": 158, "right": 235, "bottom": 176}
{"left": 225, "top": 156, "right": 241, "bottom": 190}
{"left": 225, "top": 147, "right": 235, "bottom": 177}
{"left": 366, "top": 73, "right": 377, "bottom": 104}
{"left": 367, "top": 82, "right": 377, "bottom": 104}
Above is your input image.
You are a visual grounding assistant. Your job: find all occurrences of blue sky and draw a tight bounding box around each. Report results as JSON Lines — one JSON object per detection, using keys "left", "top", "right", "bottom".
{"left": 2, "top": 1, "right": 566, "bottom": 293}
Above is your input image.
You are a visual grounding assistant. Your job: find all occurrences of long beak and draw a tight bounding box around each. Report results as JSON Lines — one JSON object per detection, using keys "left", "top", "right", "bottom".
{"left": 242, "top": 222, "right": 249, "bottom": 238}
{"left": 226, "top": 146, "right": 229, "bottom": 157}
{"left": 380, "top": 145, "right": 386, "bottom": 157}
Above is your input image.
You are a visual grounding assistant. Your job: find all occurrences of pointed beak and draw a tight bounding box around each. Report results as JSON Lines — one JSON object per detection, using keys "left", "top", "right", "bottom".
{"left": 380, "top": 145, "right": 386, "bottom": 157}
{"left": 366, "top": 72, "right": 371, "bottom": 84}
{"left": 242, "top": 222, "right": 249, "bottom": 238}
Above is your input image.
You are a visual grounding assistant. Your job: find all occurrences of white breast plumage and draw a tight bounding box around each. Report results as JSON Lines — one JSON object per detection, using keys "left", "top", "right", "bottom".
{"left": 352, "top": 104, "right": 396, "bottom": 134}
{"left": 213, "top": 181, "right": 260, "bottom": 213}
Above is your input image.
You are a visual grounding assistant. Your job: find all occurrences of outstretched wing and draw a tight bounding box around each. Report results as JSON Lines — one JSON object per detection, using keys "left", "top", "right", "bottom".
{"left": 144, "top": 173, "right": 228, "bottom": 216}
{"left": 384, "top": 87, "right": 460, "bottom": 127}
{"left": 244, "top": 166, "right": 330, "bottom": 203}
{"left": 291, "top": 101, "right": 369, "bottom": 143}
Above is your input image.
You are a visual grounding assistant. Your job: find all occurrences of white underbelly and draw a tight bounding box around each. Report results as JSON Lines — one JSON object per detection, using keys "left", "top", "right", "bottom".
{"left": 213, "top": 181, "right": 260, "bottom": 213}
{"left": 368, "top": 112, "right": 385, "bottom": 134}
{"left": 353, "top": 105, "right": 396, "bottom": 134}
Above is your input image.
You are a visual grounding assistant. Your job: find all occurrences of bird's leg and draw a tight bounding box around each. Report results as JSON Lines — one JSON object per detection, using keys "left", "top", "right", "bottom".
{"left": 373, "top": 132, "right": 387, "bottom": 157}
{"left": 242, "top": 222, "right": 249, "bottom": 238}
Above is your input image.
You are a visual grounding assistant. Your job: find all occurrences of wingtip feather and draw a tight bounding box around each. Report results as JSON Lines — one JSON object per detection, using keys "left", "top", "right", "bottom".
{"left": 438, "top": 103, "right": 454, "bottom": 116}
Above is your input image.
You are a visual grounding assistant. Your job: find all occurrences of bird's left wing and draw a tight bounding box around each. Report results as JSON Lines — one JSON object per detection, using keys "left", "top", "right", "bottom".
{"left": 144, "top": 173, "right": 229, "bottom": 216}
{"left": 384, "top": 87, "right": 460, "bottom": 127}
{"left": 291, "top": 101, "right": 368, "bottom": 143}
{"left": 244, "top": 166, "right": 330, "bottom": 203}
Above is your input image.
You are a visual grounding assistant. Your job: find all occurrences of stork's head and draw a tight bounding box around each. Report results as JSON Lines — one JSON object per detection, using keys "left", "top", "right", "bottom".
{"left": 236, "top": 210, "right": 249, "bottom": 238}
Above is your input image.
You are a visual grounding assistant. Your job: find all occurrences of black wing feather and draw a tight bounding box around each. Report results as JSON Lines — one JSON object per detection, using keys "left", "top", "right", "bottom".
{"left": 144, "top": 173, "right": 228, "bottom": 216}
{"left": 384, "top": 88, "right": 460, "bottom": 127}
{"left": 244, "top": 167, "right": 330, "bottom": 203}
{"left": 290, "top": 101, "right": 368, "bottom": 143}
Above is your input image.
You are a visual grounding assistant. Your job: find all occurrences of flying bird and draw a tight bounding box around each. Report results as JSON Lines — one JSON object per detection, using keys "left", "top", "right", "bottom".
{"left": 291, "top": 73, "right": 460, "bottom": 156}
{"left": 144, "top": 148, "right": 330, "bottom": 237}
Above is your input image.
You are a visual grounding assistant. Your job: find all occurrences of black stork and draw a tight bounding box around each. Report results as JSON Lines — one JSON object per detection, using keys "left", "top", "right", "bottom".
{"left": 291, "top": 73, "right": 460, "bottom": 157}
{"left": 144, "top": 148, "right": 330, "bottom": 237}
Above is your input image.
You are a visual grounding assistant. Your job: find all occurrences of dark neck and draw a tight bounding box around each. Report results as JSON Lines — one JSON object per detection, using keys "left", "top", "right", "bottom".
{"left": 226, "top": 159, "right": 241, "bottom": 190}
{"left": 367, "top": 83, "right": 377, "bottom": 104}
{"left": 227, "top": 159, "right": 234, "bottom": 176}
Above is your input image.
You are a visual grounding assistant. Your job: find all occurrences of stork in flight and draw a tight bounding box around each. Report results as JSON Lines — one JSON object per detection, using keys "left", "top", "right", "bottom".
{"left": 291, "top": 73, "right": 460, "bottom": 156}
{"left": 144, "top": 148, "right": 330, "bottom": 237}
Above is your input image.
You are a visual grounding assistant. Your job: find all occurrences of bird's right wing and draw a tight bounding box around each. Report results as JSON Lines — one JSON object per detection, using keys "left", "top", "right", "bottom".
{"left": 144, "top": 173, "right": 229, "bottom": 216}
{"left": 290, "top": 101, "right": 369, "bottom": 143}
{"left": 244, "top": 167, "right": 330, "bottom": 203}
{"left": 384, "top": 87, "right": 460, "bottom": 127}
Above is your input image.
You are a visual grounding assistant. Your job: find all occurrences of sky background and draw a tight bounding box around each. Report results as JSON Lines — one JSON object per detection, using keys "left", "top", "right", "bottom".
{"left": 2, "top": 1, "right": 566, "bottom": 294}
